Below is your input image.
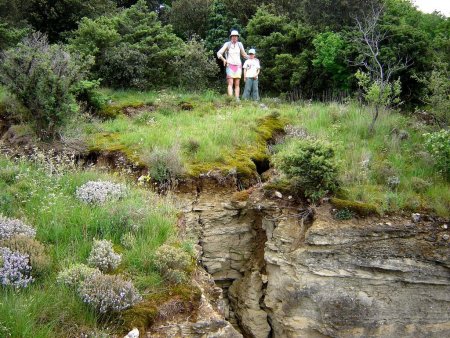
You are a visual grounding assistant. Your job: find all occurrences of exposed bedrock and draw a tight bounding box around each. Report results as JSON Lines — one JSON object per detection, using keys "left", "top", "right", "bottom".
{"left": 175, "top": 177, "right": 450, "bottom": 338}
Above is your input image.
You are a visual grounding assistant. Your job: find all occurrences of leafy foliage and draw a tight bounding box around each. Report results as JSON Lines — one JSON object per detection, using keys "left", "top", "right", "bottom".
{"left": 424, "top": 129, "right": 450, "bottom": 181}
{"left": 246, "top": 6, "right": 313, "bottom": 93}
{"left": 0, "top": 22, "right": 30, "bottom": 51}
{"left": 26, "top": 0, "right": 116, "bottom": 42}
{"left": 70, "top": 0, "right": 184, "bottom": 89}
{"left": 0, "top": 33, "right": 91, "bottom": 138}
{"left": 169, "top": 0, "right": 212, "bottom": 39}
{"left": 172, "top": 37, "right": 219, "bottom": 90}
{"left": 205, "top": 0, "right": 243, "bottom": 53}
{"left": 275, "top": 139, "right": 339, "bottom": 202}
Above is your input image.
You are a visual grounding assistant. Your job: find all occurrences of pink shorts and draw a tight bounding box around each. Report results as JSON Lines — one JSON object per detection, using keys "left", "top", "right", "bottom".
{"left": 226, "top": 64, "right": 242, "bottom": 79}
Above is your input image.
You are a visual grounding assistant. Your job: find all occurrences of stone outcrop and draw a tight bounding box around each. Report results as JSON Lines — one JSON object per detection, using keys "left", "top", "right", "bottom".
{"left": 175, "top": 177, "right": 450, "bottom": 338}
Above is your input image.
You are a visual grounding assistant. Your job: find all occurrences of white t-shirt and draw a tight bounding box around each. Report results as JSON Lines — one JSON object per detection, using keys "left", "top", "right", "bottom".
{"left": 217, "top": 42, "right": 245, "bottom": 66}
{"left": 243, "top": 58, "right": 260, "bottom": 78}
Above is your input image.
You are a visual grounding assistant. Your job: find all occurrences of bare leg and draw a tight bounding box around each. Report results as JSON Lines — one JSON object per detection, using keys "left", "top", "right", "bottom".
{"left": 234, "top": 78, "right": 240, "bottom": 98}
{"left": 227, "top": 78, "right": 233, "bottom": 96}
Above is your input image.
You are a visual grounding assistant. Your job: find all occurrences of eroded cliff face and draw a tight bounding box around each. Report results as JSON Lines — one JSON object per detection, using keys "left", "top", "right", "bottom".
{"left": 174, "top": 176, "right": 450, "bottom": 338}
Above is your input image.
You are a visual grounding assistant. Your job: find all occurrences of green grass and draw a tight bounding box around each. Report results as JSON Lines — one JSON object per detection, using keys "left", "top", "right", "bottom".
{"left": 0, "top": 155, "right": 178, "bottom": 336}
{"left": 88, "top": 91, "right": 284, "bottom": 177}
{"left": 83, "top": 90, "right": 449, "bottom": 216}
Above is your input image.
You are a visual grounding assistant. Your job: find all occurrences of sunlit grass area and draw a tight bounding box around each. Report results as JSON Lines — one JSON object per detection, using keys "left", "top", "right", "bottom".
{"left": 86, "top": 90, "right": 449, "bottom": 216}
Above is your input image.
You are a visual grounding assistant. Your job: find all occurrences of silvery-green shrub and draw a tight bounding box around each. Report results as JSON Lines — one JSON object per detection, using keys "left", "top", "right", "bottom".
{"left": 75, "top": 181, "right": 126, "bottom": 204}
{"left": 87, "top": 239, "right": 121, "bottom": 272}
{"left": 57, "top": 263, "right": 101, "bottom": 288}
{"left": 0, "top": 215, "right": 36, "bottom": 240}
{"left": 78, "top": 274, "right": 142, "bottom": 313}
{"left": 154, "top": 244, "right": 192, "bottom": 284}
{"left": 0, "top": 247, "right": 33, "bottom": 288}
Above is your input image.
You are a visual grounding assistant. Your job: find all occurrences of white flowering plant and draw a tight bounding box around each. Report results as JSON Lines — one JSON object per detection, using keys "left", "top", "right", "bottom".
{"left": 78, "top": 274, "right": 142, "bottom": 313}
{"left": 87, "top": 239, "right": 121, "bottom": 272}
{"left": 0, "top": 215, "right": 36, "bottom": 240}
{"left": 75, "top": 181, "right": 127, "bottom": 204}
{"left": 0, "top": 247, "right": 33, "bottom": 288}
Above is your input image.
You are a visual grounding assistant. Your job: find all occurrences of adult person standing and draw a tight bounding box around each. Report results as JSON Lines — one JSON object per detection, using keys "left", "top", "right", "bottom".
{"left": 217, "top": 30, "right": 248, "bottom": 101}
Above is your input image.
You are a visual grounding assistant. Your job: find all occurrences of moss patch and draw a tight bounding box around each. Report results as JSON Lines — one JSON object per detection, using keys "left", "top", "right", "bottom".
{"left": 89, "top": 132, "right": 141, "bottom": 165}
{"left": 187, "top": 112, "right": 286, "bottom": 180}
{"left": 330, "top": 198, "right": 380, "bottom": 217}
{"left": 120, "top": 284, "right": 202, "bottom": 332}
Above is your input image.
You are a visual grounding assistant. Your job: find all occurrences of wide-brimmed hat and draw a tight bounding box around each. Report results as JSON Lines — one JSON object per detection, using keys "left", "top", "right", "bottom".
{"left": 230, "top": 30, "right": 239, "bottom": 37}
{"left": 248, "top": 48, "right": 256, "bottom": 54}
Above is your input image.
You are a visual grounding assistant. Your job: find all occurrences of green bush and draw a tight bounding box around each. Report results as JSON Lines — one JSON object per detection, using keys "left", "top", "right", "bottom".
{"left": 334, "top": 208, "right": 354, "bottom": 220}
{"left": 0, "top": 32, "right": 92, "bottom": 138}
{"left": 73, "top": 79, "right": 108, "bottom": 114}
{"left": 424, "top": 129, "right": 450, "bottom": 181}
{"left": 153, "top": 244, "right": 193, "bottom": 285}
{"left": 172, "top": 37, "right": 219, "bottom": 90}
{"left": 69, "top": 0, "right": 184, "bottom": 89}
{"left": 275, "top": 139, "right": 339, "bottom": 202}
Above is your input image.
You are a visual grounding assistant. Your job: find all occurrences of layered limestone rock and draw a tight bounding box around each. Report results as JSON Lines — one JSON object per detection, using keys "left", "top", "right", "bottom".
{"left": 263, "top": 208, "right": 450, "bottom": 338}
{"left": 175, "top": 177, "right": 450, "bottom": 338}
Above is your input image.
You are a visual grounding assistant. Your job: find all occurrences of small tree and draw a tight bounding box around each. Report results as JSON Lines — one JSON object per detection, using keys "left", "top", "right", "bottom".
{"left": 354, "top": 3, "right": 411, "bottom": 133}
{"left": 0, "top": 32, "right": 92, "bottom": 138}
{"left": 171, "top": 36, "right": 219, "bottom": 90}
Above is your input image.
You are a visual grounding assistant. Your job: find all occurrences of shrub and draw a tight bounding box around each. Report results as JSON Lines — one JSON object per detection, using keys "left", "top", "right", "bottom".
{"left": 143, "top": 145, "right": 185, "bottom": 184}
{"left": 56, "top": 263, "right": 101, "bottom": 288}
{"left": 411, "top": 177, "right": 431, "bottom": 193}
{"left": 69, "top": 0, "right": 184, "bottom": 89}
{"left": 99, "top": 43, "right": 148, "bottom": 89}
{"left": 73, "top": 79, "right": 109, "bottom": 114}
{"left": 387, "top": 176, "right": 400, "bottom": 190}
{"left": 0, "top": 247, "right": 33, "bottom": 288}
{"left": 120, "top": 233, "right": 136, "bottom": 249}
{"left": 0, "top": 236, "right": 50, "bottom": 276}
{"left": 424, "top": 129, "right": 450, "bottom": 181}
{"left": 171, "top": 37, "right": 219, "bottom": 90}
{"left": 275, "top": 139, "right": 339, "bottom": 202}
{"left": 0, "top": 215, "right": 36, "bottom": 240}
{"left": 334, "top": 208, "right": 354, "bottom": 220}
{"left": 87, "top": 239, "right": 121, "bottom": 272}
{"left": 154, "top": 244, "right": 193, "bottom": 284}
{"left": 78, "top": 274, "right": 142, "bottom": 313}
{"left": 75, "top": 181, "right": 126, "bottom": 204}
{"left": 0, "top": 32, "right": 92, "bottom": 138}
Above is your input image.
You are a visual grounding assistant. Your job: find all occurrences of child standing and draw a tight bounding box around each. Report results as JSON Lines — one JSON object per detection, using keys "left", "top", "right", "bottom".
{"left": 242, "top": 49, "right": 260, "bottom": 101}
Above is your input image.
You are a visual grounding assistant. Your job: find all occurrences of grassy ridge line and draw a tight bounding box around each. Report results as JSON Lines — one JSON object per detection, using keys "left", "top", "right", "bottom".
{"left": 87, "top": 90, "right": 448, "bottom": 216}
{"left": 0, "top": 155, "right": 177, "bottom": 336}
